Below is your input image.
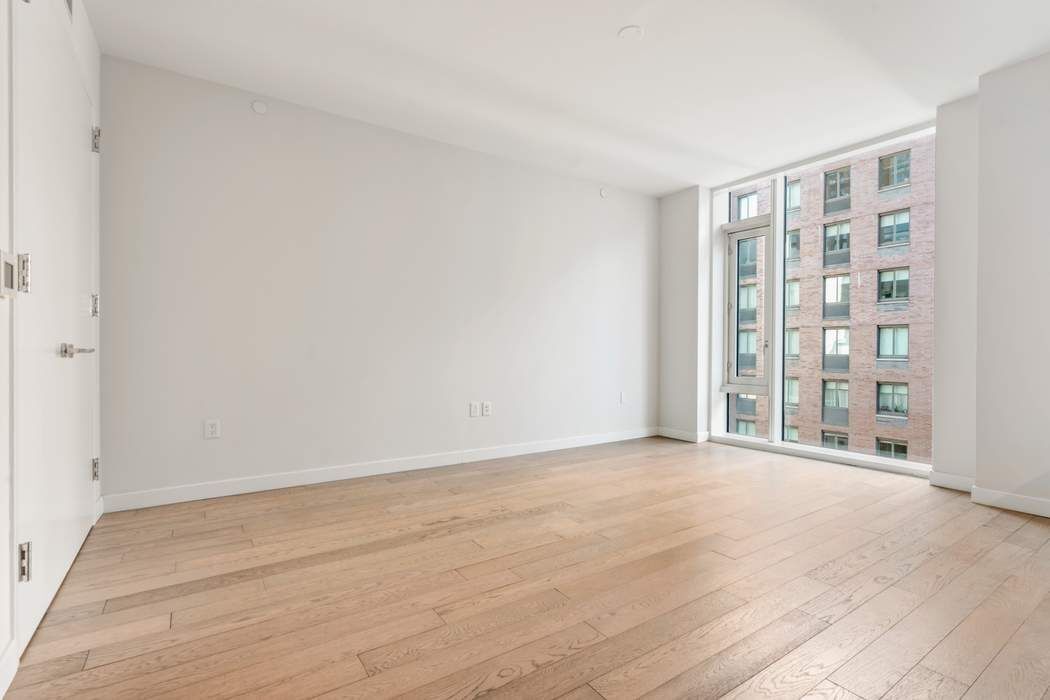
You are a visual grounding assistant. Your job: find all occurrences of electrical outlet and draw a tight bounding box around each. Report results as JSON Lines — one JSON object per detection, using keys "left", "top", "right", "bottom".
{"left": 468, "top": 401, "right": 480, "bottom": 418}
{"left": 482, "top": 401, "right": 493, "bottom": 417}
{"left": 203, "top": 418, "right": 222, "bottom": 440}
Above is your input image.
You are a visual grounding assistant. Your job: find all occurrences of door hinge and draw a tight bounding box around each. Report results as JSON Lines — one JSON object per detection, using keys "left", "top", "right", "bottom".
{"left": 18, "top": 542, "right": 31, "bottom": 582}
{"left": 92, "top": 457, "right": 100, "bottom": 481}
{"left": 91, "top": 293, "right": 100, "bottom": 318}
{"left": 17, "top": 254, "right": 30, "bottom": 293}
{"left": 91, "top": 126, "right": 101, "bottom": 153}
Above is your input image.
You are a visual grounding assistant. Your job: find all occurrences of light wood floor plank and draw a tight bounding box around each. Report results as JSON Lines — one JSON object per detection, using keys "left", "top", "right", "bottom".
{"left": 9, "top": 438, "right": 1050, "bottom": 699}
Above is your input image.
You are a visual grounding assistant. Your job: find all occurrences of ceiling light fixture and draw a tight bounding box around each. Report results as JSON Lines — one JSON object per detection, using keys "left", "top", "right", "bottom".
{"left": 617, "top": 25, "right": 644, "bottom": 40}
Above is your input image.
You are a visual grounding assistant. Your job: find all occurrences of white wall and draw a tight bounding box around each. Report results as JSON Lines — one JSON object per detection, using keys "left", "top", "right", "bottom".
{"left": 973, "top": 51, "right": 1050, "bottom": 517}
{"left": 100, "top": 58, "right": 660, "bottom": 509}
{"left": 658, "top": 186, "right": 705, "bottom": 441}
{"left": 931, "top": 96, "right": 978, "bottom": 492}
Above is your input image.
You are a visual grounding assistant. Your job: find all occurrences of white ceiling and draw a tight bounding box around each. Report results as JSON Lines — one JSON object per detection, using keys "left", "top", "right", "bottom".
{"left": 83, "top": 0, "right": 1050, "bottom": 196}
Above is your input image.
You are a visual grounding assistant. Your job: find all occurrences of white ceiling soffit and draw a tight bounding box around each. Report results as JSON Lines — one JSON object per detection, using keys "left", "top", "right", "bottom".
{"left": 84, "top": 0, "right": 1050, "bottom": 196}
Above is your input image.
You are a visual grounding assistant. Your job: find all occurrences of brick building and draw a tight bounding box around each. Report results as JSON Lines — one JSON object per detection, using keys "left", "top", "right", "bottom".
{"left": 728, "top": 133, "right": 935, "bottom": 462}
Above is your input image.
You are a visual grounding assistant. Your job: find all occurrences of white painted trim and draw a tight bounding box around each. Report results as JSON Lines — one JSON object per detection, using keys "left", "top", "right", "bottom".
{"left": 928, "top": 470, "right": 974, "bottom": 493}
{"left": 102, "top": 427, "right": 659, "bottom": 512}
{"left": 710, "top": 434, "right": 931, "bottom": 480}
{"left": 657, "top": 427, "right": 699, "bottom": 443}
{"left": 972, "top": 486, "right": 1050, "bottom": 519}
{"left": 94, "top": 497, "right": 104, "bottom": 522}
{"left": 0, "top": 641, "right": 17, "bottom": 700}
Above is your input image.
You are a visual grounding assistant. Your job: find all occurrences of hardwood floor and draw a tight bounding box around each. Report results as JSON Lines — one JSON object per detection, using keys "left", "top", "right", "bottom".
{"left": 9, "top": 438, "right": 1050, "bottom": 699}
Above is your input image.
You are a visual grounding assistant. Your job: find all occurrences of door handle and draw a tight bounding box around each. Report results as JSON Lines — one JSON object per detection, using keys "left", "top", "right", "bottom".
{"left": 59, "top": 343, "right": 96, "bottom": 358}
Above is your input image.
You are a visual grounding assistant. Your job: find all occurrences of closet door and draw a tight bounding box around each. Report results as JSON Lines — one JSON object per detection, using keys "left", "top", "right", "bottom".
{"left": 12, "top": 0, "right": 98, "bottom": 650}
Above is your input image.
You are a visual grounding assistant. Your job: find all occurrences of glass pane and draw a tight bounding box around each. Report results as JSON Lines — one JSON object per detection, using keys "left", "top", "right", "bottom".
{"left": 786, "top": 181, "right": 801, "bottom": 210}
{"left": 777, "top": 136, "right": 932, "bottom": 461}
{"left": 734, "top": 234, "right": 766, "bottom": 381}
{"left": 728, "top": 392, "right": 768, "bottom": 439}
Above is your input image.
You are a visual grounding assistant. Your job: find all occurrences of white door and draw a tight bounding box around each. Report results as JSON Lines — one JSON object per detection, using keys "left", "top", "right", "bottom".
{"left": 0, "top": 0, "right": 14, "bottom": 671}
{"left": 13, "top": 0, "right": 97, "bottom": 648}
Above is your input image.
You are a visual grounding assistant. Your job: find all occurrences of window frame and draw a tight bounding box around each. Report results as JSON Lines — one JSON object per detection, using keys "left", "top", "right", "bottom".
{"left": 784, "top": 328, "right": 800, "bottom": 357}
{"left": 822, "top": 431, "right": 849, "bottom": 450}
{"left": 736, "top": 191, "right": 759, "bottom": 220}
{"left": 823, "top": 379, "right": 849, "bottom": 409}
{"left": 877, "top": 325, "right": 909, "bottom": 360}
{"left": 784, "top": 377, "right": 800, "bottom": 407}
{"left": 823, "top": 221, "right": 851, "bottom": 254}
{"left": 723, "top": 216, "right": 775, "bottom": 394}
{"left": 877, "top": 382, "right": 909, "bottom": 417}
{"left": 824, "top": 166, "right": 851, "bottom": 204}
{"left": 878, "top": 208, "right": 911, "bottom": 247}
{"left": 823, "top": 327, "right": 850, "bottom": 356}
{"left": 785, "top": 180, "right": 801, "bottom": 211}
{"left": 876, "top": 438, "right": 908, "bottom": 459}
{"left": 785, "top": 229, "right": 801, "bottom": 261}
{"left": 785, "top": 279, "right": 801, "bottom": 309}
{"left": 878, "top": 267, "right": 910, "bottom": 302}
{"left": 878, "top": 149, "right": 911, "bottom": 190}
{"left": 709, "top": 135, "right": 934, "bottom": 476}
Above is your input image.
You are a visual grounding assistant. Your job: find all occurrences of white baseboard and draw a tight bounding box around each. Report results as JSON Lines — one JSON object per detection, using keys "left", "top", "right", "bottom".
{"left": 102, "top": 427, "right": 660, "bottom": 512}
{"left": 928, "top": 470, "right": 975, "bottom": 493}
{"left": 972, "top": 486, "right": 1050, "bottom": 519}
{"left": 657, "top": 427, "right": 700, "bottom": 443}
{"left": 0, "top": 640, "right": 18, "bottom": 699}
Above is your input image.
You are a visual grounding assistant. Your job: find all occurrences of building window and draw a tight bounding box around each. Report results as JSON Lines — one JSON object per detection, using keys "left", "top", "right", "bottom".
{"left": 739, "top": 284, "right": 757, "bottom": 322}
{"left": 823, "top": 432, "right": 848, "bottom": 450}
{"left": 824, "top": 166, "right": 850, "bottom": 213}
{"left": 785, "top": 328, "right": 800, "bottom": 357}
{"left": 879, "top": 150, "right": 911, "bottom": 190}
{"left": 824, "top": 380, "right": 848, "bottom": 409}
{"left": 737, "top": 192, "right": 758, "bottom": 220}
{"left": 735, "top": 393, "right": 758, "bottom": 416}
{"left": 736, "top": 419, "right": 757, "bottom": 437}
{"left": 878, "top": 268, "right": 910, "bottom": 301}
{"left": 786, "top": 229, "right": 801, "bottom": 261}
{"left": 784, "top": 425, "right": 799, "bottom": 443}
{"left": 786, "top": 180, "right": 801, "bottom": 211}
{"left": 824, "top": 328, "right": 850, "bottom": 356}
{"left": 877, "top": 439, "right": 908, "bottom": 460}
{"left": 878, "top": 325, "right": 909, "bottom": 359}
{"left": 824, "top": 274, "right": 850, "bottom": 318}
{"left": 823, "top": 379, "right": 849, "bottom": 427}
{"left": 823, "top": 328, "right": 849, "bottom": 371}
{"left": 738, "top": 237, "right": 758, "bottom": 278}
{"left": 878, "top": 382, "right": 909, "bottom": 417}
{"left": 784, "top": 377, "right": 800, "bottom": 407}
{"left": 738, "top": 330, "right": 757, "bottom": 370}
{"left": 785, "top": 279, "right": 801, "bottom": 309}
{"left": 879, "top": 209, "right": 911, "bottom": 246}
{"left": 824, "top": 221, "right": 851, "bottom": 265}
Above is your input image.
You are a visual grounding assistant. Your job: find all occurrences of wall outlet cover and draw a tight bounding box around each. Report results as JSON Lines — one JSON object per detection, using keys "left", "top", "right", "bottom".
{"left": 482, "top": 401, "right": 493, "bottom": 417}
{"left": 469, "top": 401, "right": 480, "bottom": 418}
{"left": 203, "top": 418, "right": 222, "bottom": 439}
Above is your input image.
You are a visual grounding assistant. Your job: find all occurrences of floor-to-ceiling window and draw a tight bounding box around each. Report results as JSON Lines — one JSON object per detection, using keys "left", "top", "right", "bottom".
{"left": 714, "top": 130, "right": 934, "bottom": 469}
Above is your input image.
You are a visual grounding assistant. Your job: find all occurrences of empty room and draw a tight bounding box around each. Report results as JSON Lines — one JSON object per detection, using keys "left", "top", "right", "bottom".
{"left": 2, "top": 0, "right": 1050, "bottom": 698}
